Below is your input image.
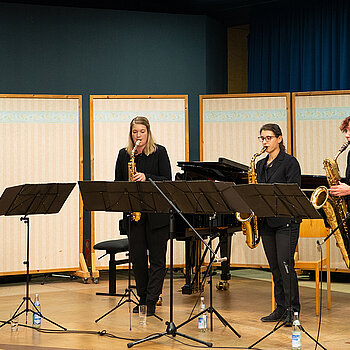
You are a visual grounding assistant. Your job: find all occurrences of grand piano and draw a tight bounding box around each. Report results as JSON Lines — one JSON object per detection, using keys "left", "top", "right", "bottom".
{"left": 175, "top": 157, "right": 328, "bottom": 294}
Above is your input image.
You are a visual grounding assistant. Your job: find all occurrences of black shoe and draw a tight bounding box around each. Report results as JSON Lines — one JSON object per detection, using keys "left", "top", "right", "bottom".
{"left": 260, "top": 307, "right": 285, "bottom": 322}
{"left": 146, "top": 301, "right": 156, "bottom": 316}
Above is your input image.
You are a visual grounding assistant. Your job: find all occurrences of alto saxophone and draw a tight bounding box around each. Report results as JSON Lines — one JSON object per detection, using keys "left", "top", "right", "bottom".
{"left": 236, "top": 146, "right": 267, "bottom": 249}
{"left": 128, "top": 140, "right": 141, "bottom": 222}
{"left": 310, "top": 141, "right": 350, "bottom": 268}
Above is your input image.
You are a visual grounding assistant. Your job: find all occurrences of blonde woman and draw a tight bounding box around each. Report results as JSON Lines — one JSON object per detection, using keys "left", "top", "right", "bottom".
{"left": 115, "top": 116, "right": 171, "bottom": 316}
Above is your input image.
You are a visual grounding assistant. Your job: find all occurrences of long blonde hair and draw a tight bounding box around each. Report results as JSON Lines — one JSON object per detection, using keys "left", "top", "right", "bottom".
{"left": 126, "top": 116, "right": 157, "bottom": 156}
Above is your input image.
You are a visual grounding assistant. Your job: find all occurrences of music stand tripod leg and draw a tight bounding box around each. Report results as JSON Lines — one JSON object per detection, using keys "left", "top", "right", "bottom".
{"left": 248, "top": 222, "right": 296, "bottom": 348}
{"left": 95, "top": 215, "right": 163, "bottom": 325}
{"left": 95, "top": 242, "right": 137, "bottom": 323}
{"left": 0, "top": 216, "right": 66, "bottom": 331}
{"left": 249, "top": 221, "right": 326, "bottom": 349}
{"left": 178, "top": 235, "right": 241, "bottom": 338}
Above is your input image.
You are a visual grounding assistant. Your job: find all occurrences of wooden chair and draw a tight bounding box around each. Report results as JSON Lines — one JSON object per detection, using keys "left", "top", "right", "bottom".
{"left": 272, "top": 219, "right": 331, "bottom": 315}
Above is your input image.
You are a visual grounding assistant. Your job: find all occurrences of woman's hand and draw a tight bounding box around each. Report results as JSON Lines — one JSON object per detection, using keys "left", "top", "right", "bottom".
{"left": 133, "top": 172, "right": 146, "bottom": 182}
{"left": 329, "top": 181, "right": 350, "bottom": 196}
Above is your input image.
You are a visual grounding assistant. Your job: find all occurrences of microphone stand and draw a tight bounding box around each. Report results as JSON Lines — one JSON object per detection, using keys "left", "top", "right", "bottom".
{"left": 316, "top": 212, "right": 350, "bottom": 249}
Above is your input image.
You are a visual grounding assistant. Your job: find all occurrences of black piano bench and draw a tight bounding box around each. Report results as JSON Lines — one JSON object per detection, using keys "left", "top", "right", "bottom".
{"left": 93, "top": 238, "right": 129, "bottom": 296}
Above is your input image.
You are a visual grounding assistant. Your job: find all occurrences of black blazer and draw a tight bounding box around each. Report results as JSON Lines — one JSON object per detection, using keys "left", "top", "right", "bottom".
{"left": 345, "top": 151, "right": 350, "bottom": 184}
{"left": 115, "top": 144, "right": 172, "bottom": 230}
{"left": 256, "top": 150, "right": 302, "bottom": 228}
{"left": 344, "top": 151, "right": 350, "bottom": 208}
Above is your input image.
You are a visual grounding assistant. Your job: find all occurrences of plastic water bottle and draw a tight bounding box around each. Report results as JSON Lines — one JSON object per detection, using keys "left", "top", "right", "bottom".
{"left": 292, "top": 311, "right": 301, "bottom": 350}
{"left": 32, "top": 294, "right": 41, "bottom": 328}
{"left": 198, "top": 296, "right": 207, "bottom": 332}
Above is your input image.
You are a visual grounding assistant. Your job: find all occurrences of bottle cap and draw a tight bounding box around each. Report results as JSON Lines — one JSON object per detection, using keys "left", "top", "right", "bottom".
{"left": 294, "top": 311, "right": 298, "bottom": 316}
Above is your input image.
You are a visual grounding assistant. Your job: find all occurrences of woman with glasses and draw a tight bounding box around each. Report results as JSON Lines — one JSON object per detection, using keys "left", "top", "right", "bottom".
{"left": 256, "top": 123, "right": 301, "bottom": 326}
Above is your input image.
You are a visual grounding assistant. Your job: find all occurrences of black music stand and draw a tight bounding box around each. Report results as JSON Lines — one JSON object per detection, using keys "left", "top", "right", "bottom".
{"left": 0, "top": 183, "right": 75, "bottom": 330}
{"left": 156, "top": 180, "right": 246, "bottom": 338}
{"left": 233, "top": 183, "right": 326, "bottom": 350}
{"left": 79, "top": 180, "right": 252, "bottom": 348}
{"left": 128, "top": 179, "right": 254, "bottom": 347}
{"left": 79, "top": 181, "right": 162, "bottom": 326}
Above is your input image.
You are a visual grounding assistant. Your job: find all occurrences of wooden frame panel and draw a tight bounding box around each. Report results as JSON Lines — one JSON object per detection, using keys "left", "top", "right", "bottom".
{"left": 200, "top": 93, "right": 291, "bottom": 268}
{"left": 0, "top": 94, "right": 87, "bottom": 277}
{"left": 90, "top": 95, "right": 189, "bottom": 276}
{"left": 293, "top": 90, "right": 350, "bottom": 272}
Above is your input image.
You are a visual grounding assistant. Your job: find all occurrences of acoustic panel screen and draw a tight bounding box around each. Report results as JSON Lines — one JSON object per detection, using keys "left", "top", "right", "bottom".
{"left": 0, "top": 95, "right": 81, "bottom": 274}
{"left": 91, "top": 95, "right": 188, "bottom": 268}
{"left": 201, "top": 94, "right": 290, "bottom": 163}
{"left": 201, "top": 93, "right": 290, "bottom": 267}
{"left": 294, "top": 91, "right": 350, "bottom": 270}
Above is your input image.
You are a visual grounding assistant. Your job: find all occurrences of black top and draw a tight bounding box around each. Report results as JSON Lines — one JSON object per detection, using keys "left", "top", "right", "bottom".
{"left": 115, "top": 144, "right": 171, "bottom": 182}
{"left": 256, "top": 150, "right": 302, "bottom": 228}
{"left": 115, "top": 144, "right": 172, "bottom": 229}
{"left": 345, "top": 151, "right": 350, "bottom": 207}
{"left": 346, "top": 151, "right": 350, "bottom": 184}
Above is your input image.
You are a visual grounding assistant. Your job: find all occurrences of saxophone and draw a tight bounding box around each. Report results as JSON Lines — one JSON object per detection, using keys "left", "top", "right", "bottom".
{"left": 128, "top": 140, "right": 141, "bottom": 222}
{"left": 236, "top": 146, "right": 267, "bottom": 249}
{"left": 310, "top": 141, "right": 350, "bottom": 268}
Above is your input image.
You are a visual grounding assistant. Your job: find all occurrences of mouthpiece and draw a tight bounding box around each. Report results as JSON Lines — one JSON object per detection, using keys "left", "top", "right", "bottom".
{"left": 335, "top": 141, "right": 350, "bottom": 161}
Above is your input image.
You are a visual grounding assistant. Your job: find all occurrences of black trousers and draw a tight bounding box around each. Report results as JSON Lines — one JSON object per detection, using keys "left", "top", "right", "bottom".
{"left": 261, "top": 221, "right": 300, "bottom": 313}
{"left": 128, "top": 215, "right": 169, "bottom": 304}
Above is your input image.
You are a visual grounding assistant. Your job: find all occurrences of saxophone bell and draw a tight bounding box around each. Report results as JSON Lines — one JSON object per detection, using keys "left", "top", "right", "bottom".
{"left": 310, "top": 185, "right": 329, "bottom": 209}
{"left": 236, "top": 211, "right": 253, "bottom": 222}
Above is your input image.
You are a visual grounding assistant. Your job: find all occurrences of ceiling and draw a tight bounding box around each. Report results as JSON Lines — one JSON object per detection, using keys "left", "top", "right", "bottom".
{"left": 0, "top": 0, "right": 289, "bottom": 26}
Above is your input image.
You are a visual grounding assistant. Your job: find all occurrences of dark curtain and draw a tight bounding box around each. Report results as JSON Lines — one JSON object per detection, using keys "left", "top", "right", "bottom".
{"left": 248, "top": 0, "right": 350, "bottom": 93}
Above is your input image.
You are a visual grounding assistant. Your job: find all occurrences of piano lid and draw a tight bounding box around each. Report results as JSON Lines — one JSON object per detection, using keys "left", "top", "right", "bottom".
{"left": 177, "top": 158, "right": 330, "bottom": 190}
{"left": 177, "top": 157, "right": 248, "bottom": 183}
{"left": 301, "top": 174, "right": 328, "bottom": 189}
{"left": 178, "top": 157, "right": 248, "bottom": 172}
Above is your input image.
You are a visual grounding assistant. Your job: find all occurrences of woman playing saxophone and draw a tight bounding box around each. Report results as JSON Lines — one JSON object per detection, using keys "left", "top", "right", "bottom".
{"left": 329, "top": 116, "right": 350, "bottom": 200}
{"left": 256, "top": 123, "right": 302, "bottom": 326}
{"left": 115, "top": 116, "right": 172, "bottom": 316}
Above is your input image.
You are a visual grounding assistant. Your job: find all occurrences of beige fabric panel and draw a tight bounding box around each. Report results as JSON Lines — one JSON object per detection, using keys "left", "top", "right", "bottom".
{"left": 0, "top": 97, "right": 80, "bottom": 274}
{"left": 203, "top": 120, "right": 289, "bottom": 164}
{"left": 201, "top": 94, "right": 290, "bottom": 267}
{"left": 92, "top": 96, "right": 187, "bottom": 268}
{"left": 294, "top": 91, "right": 350, "bottom": 270}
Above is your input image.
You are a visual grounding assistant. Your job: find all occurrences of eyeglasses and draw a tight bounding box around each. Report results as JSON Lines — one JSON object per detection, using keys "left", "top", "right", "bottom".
{"left": 258, "top": 136, "right": 276, "bottom": 142}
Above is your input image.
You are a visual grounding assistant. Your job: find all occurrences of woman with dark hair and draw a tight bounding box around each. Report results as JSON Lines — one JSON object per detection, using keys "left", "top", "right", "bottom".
{"left": 329, "top": 116, "right": 350, "bottom": 199}
{"left": 115, "top": 116, "right": 172, "bottom": 316}
{"left": 256, "top": 123, "right": 301, "bottom": 326}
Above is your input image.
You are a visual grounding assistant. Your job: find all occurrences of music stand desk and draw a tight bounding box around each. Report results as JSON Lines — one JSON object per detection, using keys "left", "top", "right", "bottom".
{"left": 0, "top": 183, "right": 75, "bottom": 330}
